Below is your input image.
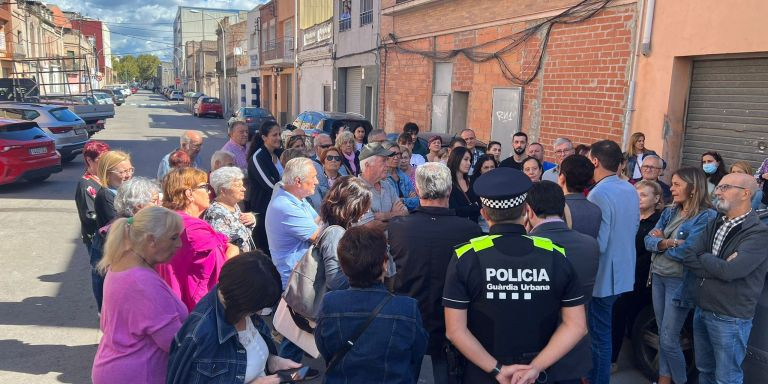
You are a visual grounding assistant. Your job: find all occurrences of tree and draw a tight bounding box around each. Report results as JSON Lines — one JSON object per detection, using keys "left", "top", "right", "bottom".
{"left": 112, "top": 56, "right": 139, "bottom": 83}
{"left": 136, "top": 55, "right": 161, "bottom": 83}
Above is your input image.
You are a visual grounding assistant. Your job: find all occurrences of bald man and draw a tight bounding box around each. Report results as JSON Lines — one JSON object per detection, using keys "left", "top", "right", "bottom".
{"left": 682, "top": 172, "right": 768, "bottom": 384}
{"left": 157, "top": 130, "right": 204, "bottom": 181}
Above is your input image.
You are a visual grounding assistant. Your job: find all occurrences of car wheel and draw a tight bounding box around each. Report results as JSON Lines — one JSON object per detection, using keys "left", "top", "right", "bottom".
{"left": 27, "top": 173, "right": 51, "bottom": 183}
{"left": 631, "top": 305, "right": 696, "bottom": 381}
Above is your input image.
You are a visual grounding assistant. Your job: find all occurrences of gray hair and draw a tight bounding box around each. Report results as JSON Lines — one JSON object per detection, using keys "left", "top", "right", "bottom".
{"left": 553, "top": 137, "right": 573, "bottom": 148}
{"left": 114, "top": 177, "right": 161, "bottom": 217}
{"left": 209, "top": 166, "right": 244, "bottom": 194}
{"left": 359, "top": 155, "right": 381, "bottom": 174}
{"left": 335, "top": 130, "right": 355, "bottom": 147}
{"left": 228, "top": 120, "right": 247, "bottom": 135}
{"left": 282, "top": 157, "right": 315, "bottom": 185}
{"left": 210, "top": 150, "right": 235, "bottom": 170}
{"left": 416, "top": 162, "right": 452, "bottom": 200}
{"left": 314, "top": 133, "right": 331, "bottom": 147}
{"left": 368, "top": 129, "right": 387, "bottom": 142}
{"left": 180, "top": 130, "right": 203, "bottom": 145}
{"left": 642, "top": 154, "right": 664, "bottom": 168}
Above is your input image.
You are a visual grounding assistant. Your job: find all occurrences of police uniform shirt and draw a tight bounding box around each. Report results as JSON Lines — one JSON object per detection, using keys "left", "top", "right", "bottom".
{"left": 442, "top": 223, "right": 586, "bottom": 365}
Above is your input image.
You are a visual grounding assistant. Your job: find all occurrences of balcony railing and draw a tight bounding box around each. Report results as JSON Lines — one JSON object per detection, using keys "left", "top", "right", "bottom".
{"left": 360, "top": 10, "right": 372, "bottom": 26}
{"left": 262, "top": 37, "right": 294, "bottom": 62}
{"left": 339, "top": 16, "right": 351, "bottom": 32}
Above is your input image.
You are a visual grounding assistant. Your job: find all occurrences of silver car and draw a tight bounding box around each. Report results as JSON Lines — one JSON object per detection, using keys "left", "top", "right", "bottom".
{"left": 92, "top": 92, "right": 114, "bottom": 105}
{"left": 0, "top": 103, "right": 89, "bottom": 162}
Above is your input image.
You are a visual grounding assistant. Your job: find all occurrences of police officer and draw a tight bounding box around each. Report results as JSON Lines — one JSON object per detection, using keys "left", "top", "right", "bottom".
{"left": 443, "top": 168, "right": 588, "bottom": 384}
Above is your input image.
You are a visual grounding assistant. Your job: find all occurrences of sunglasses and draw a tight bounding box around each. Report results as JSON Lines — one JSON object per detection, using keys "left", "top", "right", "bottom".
{"left": 319, "top": 144, "right": 333, "bottom": 149}
{"left": 326, "top": 155, "right": 342, "bottom": 161}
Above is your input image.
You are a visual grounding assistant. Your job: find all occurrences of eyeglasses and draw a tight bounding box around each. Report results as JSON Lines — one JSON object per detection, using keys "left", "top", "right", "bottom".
{"left": 110, "top": 167, "right": 135, "bottom": 176}
{"left": 714, "top": 184, "right": 747, "bottom": 192}
{"left": 194, "top": 183, "right": 213, "bottom": 193}
{"left": 325, "top": 155, "right": 342, "bottom": 161}
{"left": 319, "top": 144, "right": 332, "bottom": 149}
{"left": 388, "top": 152, "right": 401, "bottom": 158}
{"left": 641, "top": 165, "right": 662, "bottom": 171}
{"left": 554, "top": 148, "right": 575, "bottom": 155}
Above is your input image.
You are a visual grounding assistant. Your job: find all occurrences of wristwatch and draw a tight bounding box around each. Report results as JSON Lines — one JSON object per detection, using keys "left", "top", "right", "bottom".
{"left": 489, "top": 362, "right": 502, "bottom": 378}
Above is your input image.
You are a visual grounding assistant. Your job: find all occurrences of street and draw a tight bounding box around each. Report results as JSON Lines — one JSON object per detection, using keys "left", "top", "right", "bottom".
{"left": 0, "top": 91, "right": 648, "bottom": 384}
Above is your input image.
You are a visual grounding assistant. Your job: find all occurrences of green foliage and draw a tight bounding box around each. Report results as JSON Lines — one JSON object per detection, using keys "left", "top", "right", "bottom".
{"left": 112, "top": 54, "right": 160, "bottom": 83}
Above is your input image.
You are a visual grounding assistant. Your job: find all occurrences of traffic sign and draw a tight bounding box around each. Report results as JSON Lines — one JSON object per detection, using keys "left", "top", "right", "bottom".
{"left": 175, "top": 78, "right": 181, "bottom": 85}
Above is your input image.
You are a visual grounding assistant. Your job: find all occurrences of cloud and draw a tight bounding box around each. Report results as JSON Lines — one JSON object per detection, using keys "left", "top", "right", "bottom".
{"left": 50, "top": 0, "right": 264, "bottom": 61}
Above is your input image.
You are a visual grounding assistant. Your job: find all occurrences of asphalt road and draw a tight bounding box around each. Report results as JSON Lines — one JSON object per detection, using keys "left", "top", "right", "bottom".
{"left": 0, "top": 91, "right": 650, "bottom": 383}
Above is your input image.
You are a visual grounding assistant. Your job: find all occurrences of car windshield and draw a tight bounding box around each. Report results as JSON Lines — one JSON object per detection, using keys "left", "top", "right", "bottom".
{"left": 50, "top": 108, "right": 81, "bottom": 122}
{"left": 243, "top": 108, "right": 270, "bottom": 117}
{"left": 0, "top": 123, "right": 47, "bottom": 141}
{"left": 203, "top": 98, "right": 219, "bottom": 104}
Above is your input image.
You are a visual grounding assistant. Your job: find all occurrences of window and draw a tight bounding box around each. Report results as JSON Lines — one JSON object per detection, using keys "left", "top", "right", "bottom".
{"left": 339, "top": 0, "right": 351, "bottom": 32}
{"left": 0, "top": 123, "right": 46, "bottom": 141}
{"left": 323, "top": 85, "right": 331, "bottom": 111}
{"left": 360, "top": 0, "right": 373, "bottom": 26}
{"left": 50, "top": 108, "right": 78, "bottom": 122}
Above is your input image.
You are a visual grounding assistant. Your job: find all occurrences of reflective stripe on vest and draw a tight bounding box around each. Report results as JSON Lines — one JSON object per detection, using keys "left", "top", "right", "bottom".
{"left": 522, "top": 235, "right": 566, "bottom": 256}
{"left": 455, "top": 235, "right": 502, "bottom": 258}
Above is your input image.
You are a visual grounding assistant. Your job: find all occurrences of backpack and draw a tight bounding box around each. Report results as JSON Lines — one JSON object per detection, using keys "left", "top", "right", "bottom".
{"left": 283, "top": 225, "right": 342, "bottom": 326}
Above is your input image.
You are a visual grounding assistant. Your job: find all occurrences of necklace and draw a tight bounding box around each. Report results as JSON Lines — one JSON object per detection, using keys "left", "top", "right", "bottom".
{"left": 130, "top": 249, "right": 154, "bottom": 269}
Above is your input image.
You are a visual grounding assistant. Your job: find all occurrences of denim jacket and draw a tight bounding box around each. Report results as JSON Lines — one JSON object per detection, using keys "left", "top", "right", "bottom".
{"left": 386, "top": 169, "right": 419, "bottom": 211}
{"left": 315, "top": 283, "right": 428, "bottom": 384}
{"left": 166, "top": 287, "right": 277, "bottom": 384}
{"left": 644, "top": 207, "right": 717, "bottom": 308}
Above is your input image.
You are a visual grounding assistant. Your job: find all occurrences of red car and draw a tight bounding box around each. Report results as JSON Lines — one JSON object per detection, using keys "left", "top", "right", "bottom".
{"left": 130, "top": 86, "right": 138, "bottom": 94}
{"left": 194, "top": 97, "right": 224, "bottom": 118}
{"left": 0, "top": 119, "right": 62, "bottom": 185}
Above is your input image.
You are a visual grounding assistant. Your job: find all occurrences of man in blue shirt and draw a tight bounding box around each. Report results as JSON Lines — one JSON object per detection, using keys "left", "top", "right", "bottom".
{"left": 157, "top": 130, "right": 203, "bottom": 181}
{"left": 586, "top": 140, "right": 640, "bottom": 384}
{"left": 265, "top": 157, "right": 321, "bottom": 289}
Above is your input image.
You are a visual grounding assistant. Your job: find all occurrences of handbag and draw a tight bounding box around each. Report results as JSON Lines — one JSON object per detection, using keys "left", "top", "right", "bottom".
{"left": 326, "top": 294, "right": 394, "bottom": 372}
{"left": 283, "top": 225, "right": 341, "bottom": 322}
{"left": 273, "top": 298, "right": 320, "bottom": 358}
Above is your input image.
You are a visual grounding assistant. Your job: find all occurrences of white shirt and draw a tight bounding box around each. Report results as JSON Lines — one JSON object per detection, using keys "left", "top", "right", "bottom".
{"left": 633, "top": 154, "right": 643, "bottom": 179}
{"left": 237, "top": 317, "right": 270, "bottom": 382}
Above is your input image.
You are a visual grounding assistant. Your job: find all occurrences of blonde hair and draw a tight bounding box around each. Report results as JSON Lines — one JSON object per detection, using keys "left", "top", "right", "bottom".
{"left": 162, "top": 167, "right": 208, "bottom": 210}
{"left": 635, "top": 179, "right": 663, "bottom": 211}
{"left": 335, "top": 131, "right": 355, "bottom": 147}
{"left": 626, "top": 132, "right": 646, "bottom": 157}
{"left": 98, "top": 206, "right": 183, "bottom": 274}
{"left": 730, "top": 161, "right": 754, "bottom": 176}
{"left": 97, "top": 150, "right": 131, "bottom": 187}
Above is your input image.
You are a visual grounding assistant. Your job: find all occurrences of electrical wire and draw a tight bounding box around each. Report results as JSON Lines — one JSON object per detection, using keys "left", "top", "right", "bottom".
{"left": 384, "top": 0, "right": 612, "bottom": 85}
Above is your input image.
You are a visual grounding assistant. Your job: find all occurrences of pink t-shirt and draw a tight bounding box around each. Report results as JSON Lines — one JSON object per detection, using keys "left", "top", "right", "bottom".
{"left": 92, "top": 267, "right": 188, "bottom": 384}
{"left": 156, "top": 211, "right": 228, "bottom": 311}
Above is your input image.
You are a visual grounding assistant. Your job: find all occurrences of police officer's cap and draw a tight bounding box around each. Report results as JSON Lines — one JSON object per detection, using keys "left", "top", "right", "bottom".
{"left": 472, "top": 168, "right": 533, "bottom": 209}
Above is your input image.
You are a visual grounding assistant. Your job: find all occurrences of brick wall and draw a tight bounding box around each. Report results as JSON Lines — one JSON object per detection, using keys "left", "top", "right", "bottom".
{"left": 380, "top": 2, "right": 636, "bottom": 159}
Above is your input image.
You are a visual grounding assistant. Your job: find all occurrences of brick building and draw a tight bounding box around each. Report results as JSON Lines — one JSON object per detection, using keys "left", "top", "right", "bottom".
{"left": 379, "top": 0, "right": 637, "bottom": 156}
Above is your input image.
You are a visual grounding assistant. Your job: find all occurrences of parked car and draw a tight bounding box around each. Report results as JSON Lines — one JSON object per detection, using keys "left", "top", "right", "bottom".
{"left": 130, "top": 86, "right": 138, "bottom": 94}
{"left": 193, "top": 97, "right": 223, "bottom": 118}
{"left": 228, "top": 107, "right": 276, "bottom": 140}
{"left": 169, "top": 91, "right": 184, "bottom": 101}
{"left": 93, "top": 88, "right": 125, "bottom": 106}
{"left": 91, "top": 92, "right": 114, "bottom": 105}
{"left": 291, "top": 111, "right": 373, "bottom": 142}
{"left": 0, "top": 103, "right": 89, "bottom": 162}
{"left": 0, "top": 118, "right": 62, "bottom": 185}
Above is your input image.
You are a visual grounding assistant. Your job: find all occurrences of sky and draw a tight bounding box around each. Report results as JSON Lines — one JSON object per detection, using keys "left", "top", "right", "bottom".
{"left": 49, "top": 0, "right": 263, "bottom": 62}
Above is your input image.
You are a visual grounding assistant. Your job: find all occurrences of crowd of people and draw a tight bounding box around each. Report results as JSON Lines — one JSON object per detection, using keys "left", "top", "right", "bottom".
{"left": 73, "top": 119, "right": 768, "bottom": 384}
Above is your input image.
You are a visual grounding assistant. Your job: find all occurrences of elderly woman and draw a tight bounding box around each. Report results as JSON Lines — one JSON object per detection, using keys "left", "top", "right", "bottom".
{"left": 645, "top": 166, "right": 716, "bottom": 384}
{"left": 425, "top": 136, "right": 442, "bottom": 163}
{"left": 158, "top": 167, "right": 239, "bottom": 311}
{"left": 91, "top": 150, "right": 134, "bottom": 312}
{"left": 204, "top": 167, "right": 256, "bottom": 253}
{"left": 336, "top": 130, "right": 360, "bottom": 176}
{"left": 522, "top": 156, "right": 543, "bottom": 182}
{"left": 315, "top": 226, "right": 428, "bottom": 383}
{"left": 167, "top": 252, "right": 302, "bottom": 384}
{"left": 92, "top": 206, "right": 187, "bottom": 384}
{"left": 399, "top": 145, "right": 417, "bottom": 187}
{"left": 114, "top": 177, "right": 162, "bottom": 217}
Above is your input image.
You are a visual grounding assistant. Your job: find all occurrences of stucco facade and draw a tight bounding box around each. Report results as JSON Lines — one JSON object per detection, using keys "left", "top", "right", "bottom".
{"left": 298, "top": 0, "right": 333, "bottom": 112}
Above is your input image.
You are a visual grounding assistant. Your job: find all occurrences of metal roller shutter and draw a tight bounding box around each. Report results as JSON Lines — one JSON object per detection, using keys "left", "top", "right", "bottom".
{"left": 682, "top": 58, "right": 768, "bottom": 170}
{"left": 345, "top": 67, "right": 362, "bottom": 115}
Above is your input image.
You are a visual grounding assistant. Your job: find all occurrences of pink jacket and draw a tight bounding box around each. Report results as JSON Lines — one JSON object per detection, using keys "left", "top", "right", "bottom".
{"left": 157, "top": 211, "right": 228, "bottom": 311}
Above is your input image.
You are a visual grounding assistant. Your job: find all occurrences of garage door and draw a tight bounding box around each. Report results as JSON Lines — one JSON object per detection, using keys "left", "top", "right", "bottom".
{"left": 682, "top": 58, "right": 768, "bottom": 170}
{"left": 345, "top": 67, "right": 362, "bottom": 115}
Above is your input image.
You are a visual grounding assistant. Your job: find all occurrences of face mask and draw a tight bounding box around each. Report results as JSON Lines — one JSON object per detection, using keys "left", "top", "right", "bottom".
{"left": 703, "top": 163, "right": 718, "bottom": 174}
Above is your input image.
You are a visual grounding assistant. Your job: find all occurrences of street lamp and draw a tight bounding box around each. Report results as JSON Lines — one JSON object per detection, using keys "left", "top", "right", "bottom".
{"left": 189, "top": 9, "right": 227, "bottom": 114}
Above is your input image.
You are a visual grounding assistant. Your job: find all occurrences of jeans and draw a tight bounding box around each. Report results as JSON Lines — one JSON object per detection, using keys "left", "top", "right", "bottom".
{"left": 693, "top": 307, "right": 753, "bottom": 384}
{"left": 588, "top": 295, "right": 618, "bottom": 384}
{"left": 278, "top": 338, "right": 305, "bottom": 363}
{"left": 89, "top": 234, "right": 105, "bottom": 313}
{"left": 651, "top": 274, "right": 691, "bottom": 384}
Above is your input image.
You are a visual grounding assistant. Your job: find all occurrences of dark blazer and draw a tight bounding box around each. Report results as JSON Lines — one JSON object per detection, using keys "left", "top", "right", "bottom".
{"left": 389, "top": 206, "right": 482, "bottom": 355}
{"left": 565, "top": 193, "right": 602, "bottom": 239}
{"left": 340, "top": 151, "right": 360, "bottom": 176}
{"left": 529, "top": 220, "right": 599, "bottom": 381}
{"left": 247, "top": 146, "right": 283, "bottom": 214}
{"left": 449, "top": 182, "right": 481, "bottom": 222}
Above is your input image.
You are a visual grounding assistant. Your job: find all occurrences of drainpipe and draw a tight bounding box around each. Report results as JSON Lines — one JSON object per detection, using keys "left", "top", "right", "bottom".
{"left": 640, "top": 0, "right": 656, "bottom": 56}
{"left": 621, "top": 0, "right": 648, "bottom": 150}
{"left": 293, "top": 0, "right": 299, "bottom": 121}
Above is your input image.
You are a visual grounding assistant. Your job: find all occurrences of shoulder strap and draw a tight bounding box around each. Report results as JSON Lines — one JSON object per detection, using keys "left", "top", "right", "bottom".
{"left": 326, "top": 293, "right": 393, "bottom": 372}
